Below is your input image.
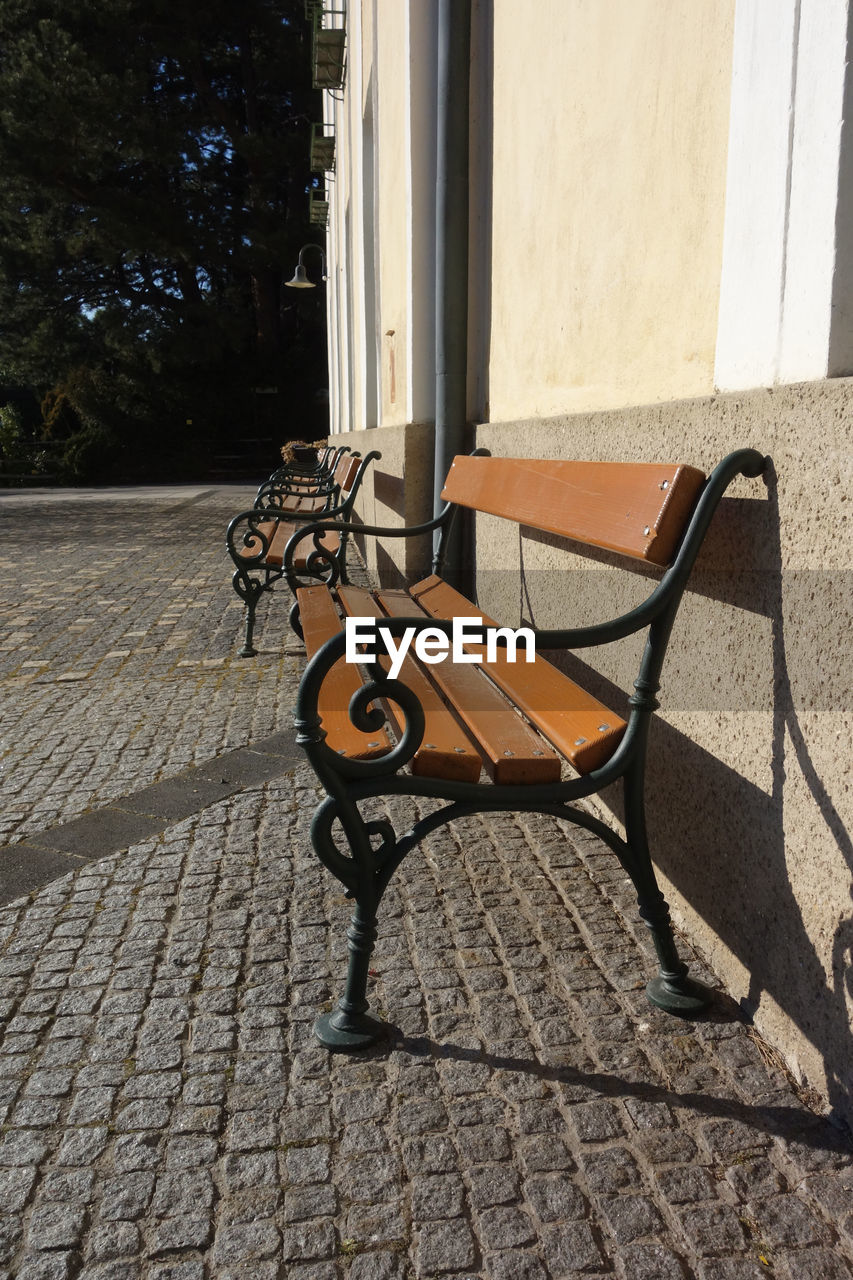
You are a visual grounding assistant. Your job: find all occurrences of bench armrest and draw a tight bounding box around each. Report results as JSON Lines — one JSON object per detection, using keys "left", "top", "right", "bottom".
{"left": 281, "top": 506, "right": 455, "bottom": 588}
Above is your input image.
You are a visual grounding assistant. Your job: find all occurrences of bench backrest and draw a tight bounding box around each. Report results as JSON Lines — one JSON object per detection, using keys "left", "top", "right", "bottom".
{"left": 335, "top": 453, "right": 362, "bottom": 494}
{"left": 440, "top": 456, "right": 706, "bottom": 567}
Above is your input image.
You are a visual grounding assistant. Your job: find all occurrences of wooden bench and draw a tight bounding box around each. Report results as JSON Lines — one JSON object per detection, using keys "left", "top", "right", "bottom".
{"left": 226, "top": 449, "right": 380, "bottom": 658}
{"left": 288, "top": 448, "right": 767, "bottom": 1050}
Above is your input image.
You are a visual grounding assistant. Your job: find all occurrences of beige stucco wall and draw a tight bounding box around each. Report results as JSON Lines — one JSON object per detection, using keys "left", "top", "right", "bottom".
{"left": 483, "top": 0, "right": 735, "bottom": 421}
{"left": 468, "top": 381, "right": 853, "bottom": 1127}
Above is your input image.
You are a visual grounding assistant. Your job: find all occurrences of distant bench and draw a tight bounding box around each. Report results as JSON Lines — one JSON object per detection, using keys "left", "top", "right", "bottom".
{"left": 286, "top": 448, "right": 767, "bottom": 1049}
{"left": 226, "top": 449, "right": 380, "bottom": 658}
{"left": 256, "top": 443, "right": 340, "bottom": 504}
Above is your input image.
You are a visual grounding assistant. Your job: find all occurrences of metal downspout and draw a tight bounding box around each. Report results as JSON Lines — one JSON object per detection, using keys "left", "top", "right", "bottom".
{"left": 433, "top": 0, "right": 472, "bottom": 585}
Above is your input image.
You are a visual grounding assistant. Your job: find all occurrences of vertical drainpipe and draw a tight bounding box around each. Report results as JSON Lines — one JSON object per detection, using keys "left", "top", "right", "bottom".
{"left": 433, "top": 0, "right": 472, "bottom": 585}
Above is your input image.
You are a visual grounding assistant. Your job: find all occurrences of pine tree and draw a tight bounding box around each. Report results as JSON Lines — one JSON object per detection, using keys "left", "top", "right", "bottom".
{"left": 0, "top": 0, "right": 326, "bottom": 479}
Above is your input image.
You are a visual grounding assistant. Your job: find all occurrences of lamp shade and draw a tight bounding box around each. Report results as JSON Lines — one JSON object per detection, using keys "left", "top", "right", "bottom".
{"left": 285, "top": 264, "right": 315, "bottom": 289}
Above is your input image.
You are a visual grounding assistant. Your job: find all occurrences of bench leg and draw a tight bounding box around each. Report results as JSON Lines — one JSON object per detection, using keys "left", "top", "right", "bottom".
{"left": 238, "top": 580, "right": 266, "bottom": 658}
{"left": 288, "top": 599, "right": 304, "bottom": 641}
{"left": 314, "top": 902, "right": 389, "bottom": 1050}
{"left": 623, "top": 765, "right": 711, "bottom": 1016}
{"left": 640, "top": 894, "right": 711, "bottom": 1015}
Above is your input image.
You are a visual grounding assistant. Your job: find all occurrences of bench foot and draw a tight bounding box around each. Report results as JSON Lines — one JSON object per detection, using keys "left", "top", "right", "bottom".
{"left": 646, "top": 973, "right": 712, "bottom": 1016}
{"left": 314, "top": 1008, "right": 389, "bottom": 1051}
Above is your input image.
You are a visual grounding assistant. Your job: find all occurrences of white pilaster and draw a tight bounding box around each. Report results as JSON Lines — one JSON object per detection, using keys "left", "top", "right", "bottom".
{"left": 715, "top": 0, "right": 852, "bottom": 390}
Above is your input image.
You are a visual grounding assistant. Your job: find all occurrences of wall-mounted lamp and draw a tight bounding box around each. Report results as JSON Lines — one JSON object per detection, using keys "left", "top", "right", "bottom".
{"left": 285, "top": 243, "right": 327, "bottom": 289}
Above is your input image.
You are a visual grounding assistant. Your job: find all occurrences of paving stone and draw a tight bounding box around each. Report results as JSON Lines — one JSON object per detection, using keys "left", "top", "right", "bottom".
{"left": 146, "top": 1264, "right": 205, "bottom": 1280}
{"left": 402, "top": 1135, "right": 458, "bottom": 1176}
{"left": 40, "top": 1169, "right": 96, "bottom": 1201}
{"left": 486, "top": 1252, "right": 548, "bottom": 1280}
{"left": 150, "top": 1170, "right": 215, "bottom": 1216}
{"left": 655, "top": 1164, "right": 719, "bottom": 1203}
{"left": 598, "top": 1193, "right": 665, "bottom": 1244}
{"left": 615, "top": 1242, "right": 689, "bottom": 1279}
{"left": 0, "top": 1131, "right": 50, "bottom": 1166}
{"left": 776, "top": 1249, "right": 853, "bottom": 1279}
{"left": 111, "top": 1132, "right": 161, "bottom": 1173}
{"left": 540, "top": 1221, "right": 605, "bottom": 1273}
{"left": 342, "top": 1201, "right": 406, "bottom": 1246}
{"left": 0, "top": 1166, "right": 38, "bottom": 1212}
{"left": 476, "top": 1204, "right": 536, "bottom": 1250}
{"left": 98, "top": 1173, "right": 155, "bottom": 1222}
{"left": 745, "top": 1194, "right": 831, "bottom": 1247}
{"left": 409, "top": 1174, "right": 466, "bottom": 1220}
{"left": 283, "top": 1185, "right": 338, "bottom": 1221}
{"left": 85, "top": 1222, "right": 140, "bottom": 1261}
{"left": 524, "top": 1175, "right": 587, "bottom": 1222}
{"left": 347, "top": 1252, "right": 407, "bottom": 1280}
{"left": 467, "top": 1162, "right": 521, "bottom": 1210}
{"left": 279, "top": 1221, "right": 336, "bottom": 1262}
{"left": 724, "top": 1158, "right": 786, "bottom": 1200}
{"left": 516, "top": 1133, "right": 575, "bottom": 1173}
{"left": 54, "top": 1127, "right": 109, "bottom": 1166}
{"left": 284, "top": 1143, "right": 331, "bottom": 1186}
{"left": 15, "top": 1253, "right": 74, "bottom": 1280}
{"left": 414, "top": 1218, "right": 476, "bottom": 1272}
{"left": 212, "top": 1220, "right": 281, "bottom": 1265}
{"left": 698, "top": 1262, "right": 776, "bottom": 1280}
{"left": 150, "top": 1215, "right": 211, "bottom": 1254}
{"left": 581, "top": 1147, "right": 644, "bottom": 1194}
{"left": 679, "top": 1202, "right": 748, "bottom": 1255}
{"left": 27, "top": 1202, "right": 87, "bottom": 1249}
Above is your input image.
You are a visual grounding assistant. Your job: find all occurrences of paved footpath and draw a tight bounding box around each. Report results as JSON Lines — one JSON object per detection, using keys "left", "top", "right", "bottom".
{"left": 0, "top": 485, "right": 851, "bottom": 1280}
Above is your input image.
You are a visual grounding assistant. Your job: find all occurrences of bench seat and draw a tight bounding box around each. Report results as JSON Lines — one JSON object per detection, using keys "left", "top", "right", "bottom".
{"left": 297, "top": 578, "right": 626, "bottom": 782}
{"left": 237, "top": 519, "right": 340, "bottom": 571}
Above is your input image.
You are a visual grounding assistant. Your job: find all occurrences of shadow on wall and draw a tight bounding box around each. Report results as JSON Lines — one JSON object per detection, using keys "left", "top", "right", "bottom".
{"left": 531, "top": 468, "right": 853, "bottom": 1127}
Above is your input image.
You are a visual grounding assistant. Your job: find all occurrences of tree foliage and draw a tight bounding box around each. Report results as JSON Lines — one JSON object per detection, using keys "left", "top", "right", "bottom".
{"left": 0, "top": 0, "right": 326, "bottom": 480}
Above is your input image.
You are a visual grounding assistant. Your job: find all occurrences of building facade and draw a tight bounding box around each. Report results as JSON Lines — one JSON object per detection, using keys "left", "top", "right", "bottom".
{"left": 312, "top": 0, "right": 853, "bottom": 1127}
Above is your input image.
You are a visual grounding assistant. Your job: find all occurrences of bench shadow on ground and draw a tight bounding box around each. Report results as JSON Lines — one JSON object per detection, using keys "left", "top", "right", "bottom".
{"left": 363, "top": 1033, "right": 849, "bottom": 1155}
{"left": 510, "top": 467, "right": 853, "bottom": 1134}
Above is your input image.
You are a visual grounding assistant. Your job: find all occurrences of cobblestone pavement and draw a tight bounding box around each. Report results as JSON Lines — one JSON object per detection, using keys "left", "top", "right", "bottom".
{"left": 0, "top": 486, "right": 851, "bottom": 1279}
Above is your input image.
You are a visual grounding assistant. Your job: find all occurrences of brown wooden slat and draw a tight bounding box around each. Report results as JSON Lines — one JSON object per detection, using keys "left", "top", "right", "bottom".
{"left": 335, "top": 454, "right": 361, "bottom": 492}
{"left": 292, "top": 494, "right": 326, "bottom": 513}
{"left": 337, "top": 587, "right": 482, "bottom": 783}
{"left": 297, "top": 586, "right": 391, "bottom": 760}
{"left": 292, "top": 529, "right": 340, "bottom": 571}
{"left": 377, "top": 590, "right": 561, "bottom": 785}
{"left": 440, "top": 456, "right": 706, "bottom": 566}
{"left": 409, "top": 577, "right": 626, "bottom": 775}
